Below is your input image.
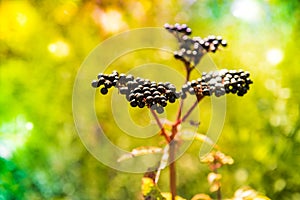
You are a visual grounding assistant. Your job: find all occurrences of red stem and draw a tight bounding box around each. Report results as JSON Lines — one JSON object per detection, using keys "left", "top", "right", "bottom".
{"left": 169, "top": 63, "right": 194, "bottom": 200}
{"left": 175, "top": 67, "right": 192, "bottom": 121}
{"left": 169, "top": 142, "right": 176, "bottom": 200}
{"left": 213, "top": 166, "right": 222, "bottom": 200}
{"left": 150, "top": 108, "right": 171, "bottom": 143}
{"left": 180, "top": 94, "right": 204, "bottom": 123}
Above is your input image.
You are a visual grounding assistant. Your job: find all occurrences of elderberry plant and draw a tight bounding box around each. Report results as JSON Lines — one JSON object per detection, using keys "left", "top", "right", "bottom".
{"left": 91, "top": 23, "right": 265, "bottom": 200}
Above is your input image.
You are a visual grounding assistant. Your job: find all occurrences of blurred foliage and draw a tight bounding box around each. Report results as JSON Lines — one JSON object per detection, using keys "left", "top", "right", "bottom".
{"left": 1, "top": 0, "right": 300, "bottom": 199}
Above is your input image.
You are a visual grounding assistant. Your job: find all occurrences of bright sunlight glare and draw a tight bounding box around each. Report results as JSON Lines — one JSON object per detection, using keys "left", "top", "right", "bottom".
{"left": 48, "top": 40, "right": 70, "bottom": 57}
{"left": 92, "top": 9, "right": 127, "bottom": 33}
{"left": 16, "top": 12, "right": 28, "bottom": 26}
{"left": 231, "top": 0, "right": 263, "bottom": 22}
{"left": 0, "top": 116, "right": 33, "bottom": 159}
{"left": 266, "top": 48, "right": 284, "bottom": 65}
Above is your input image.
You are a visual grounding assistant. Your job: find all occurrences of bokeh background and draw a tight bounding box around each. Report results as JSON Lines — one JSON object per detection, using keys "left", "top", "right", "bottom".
{"left": 1, "top": 0, "right": 300, "bottom": 199}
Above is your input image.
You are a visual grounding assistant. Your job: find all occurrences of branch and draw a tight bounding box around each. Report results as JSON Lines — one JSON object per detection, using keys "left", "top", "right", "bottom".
{"left": 169, "top": 141, "right": 177, "bottom": 200}
{"left": 176, "top": 62, "right": 193, "bottom": 121}
{"left": 180, "top": 94, "right": 204, "bottom": 123}
{"left": 150, "top": 108, "right": 171, "bottom": 143}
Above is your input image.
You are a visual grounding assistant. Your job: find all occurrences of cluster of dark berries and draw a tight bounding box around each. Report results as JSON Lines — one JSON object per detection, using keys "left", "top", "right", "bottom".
{"left": 164, "top": 23, "right": 192, "bottom": 36}
{"left": 164, "top": 23, "right": 227, "bottom": 66}
{"left": 91, "top": 69, "right": 252, "bottom": 112}
{"left": 91, "top": 71, "right": 180, "bottom": 114}
{"left": 91, "top": 70, "right": 119, "bottom": 95}
{"left": 124, "top": 80, "right": 180, "bottom": 114}
{"left": 194, "top": 35, "right": 227, "bottom": 53}
{"left": 180, "top": 69, "right": 253, "bottom": 97}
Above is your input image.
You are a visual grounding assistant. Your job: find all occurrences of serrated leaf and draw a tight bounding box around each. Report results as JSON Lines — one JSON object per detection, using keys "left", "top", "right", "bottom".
{"left": 117, "top": 146, "right": 163, "bottom": 162}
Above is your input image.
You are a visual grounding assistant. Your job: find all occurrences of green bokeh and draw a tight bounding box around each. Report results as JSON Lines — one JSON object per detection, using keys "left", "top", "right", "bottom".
{"left": 1, "top": 0, "right": 299, "bottom": 199}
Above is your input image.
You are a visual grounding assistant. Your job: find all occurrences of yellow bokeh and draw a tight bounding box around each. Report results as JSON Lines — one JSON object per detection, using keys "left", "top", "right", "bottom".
{"left": 53, "top": 2, "right": 78, "bottom": 25}
{"left": 0, "top": 1, "right": 39, "bottom": 41}
{"left": 48, "top": 40, "right": 70, "bottom": 57}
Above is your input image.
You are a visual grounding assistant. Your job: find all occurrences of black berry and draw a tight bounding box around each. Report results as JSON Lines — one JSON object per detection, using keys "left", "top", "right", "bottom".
{"left": 100, "top": 87, "right": 108, "bottom": 95}
{"left": 91, "top": 80, "right": 100, "bottom": 88}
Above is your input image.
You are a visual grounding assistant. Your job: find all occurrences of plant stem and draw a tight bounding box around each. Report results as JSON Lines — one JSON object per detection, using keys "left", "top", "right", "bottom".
{"left": 176, "top": 65, "right": 193, "bottom": 121}
{"left": 217, "top": 185, "right": 222, "bottom": 200}
{"left": 150, "top": 108, "right": 171, "bottom": 143}
{"left": 180, "top": 94, "right": 204, "bottom": 123}
{"left": 176, "top": 100, "right": 183, "bottom": 121}
{"left": 213, "top": 167, "right": 222, "bottom": 200}
{"left": 169, "top": 62, "right": 194, "bottom": 200}
{"left": 169, "top": 141, "right": 176, "bottom": 200}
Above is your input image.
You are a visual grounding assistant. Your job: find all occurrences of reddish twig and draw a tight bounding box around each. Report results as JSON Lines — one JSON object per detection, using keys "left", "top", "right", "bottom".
{"left": 150, "top": 108, "right": 171, "bottom": 143}
{"left": 179, "top": 94, "right": 204, "bottom": 124}
{"left": 169, "top": 142, "right": 177, "bottom": 200}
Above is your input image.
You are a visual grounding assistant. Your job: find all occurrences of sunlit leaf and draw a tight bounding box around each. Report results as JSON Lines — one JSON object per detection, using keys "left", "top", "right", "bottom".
{"left": 207, "top": 172, "right": 222, "bottom": 192}
{"left": 178, "top": 130, "right": 218, "bottom": 148}
{"left": 117, "top": 146, "right": 163, "bottom": 162}
{"left": 201, "top": 151, "right": 234, "bottom": 166}
{"left": 191, "top": 193, "right": 212, "bottom": 200}
{"left": 207, "top": 172, "right": 222, "bottom": 184}
{"left": 142, "top": 177, "right": 166, "bottom": 200}
{"left": 155, "top": 145, "right": 169, "bottom": 184}
{"left": 232, "top": 186, "right": 271, "bottom": 200}
{"left": 161, "top": 192, "right": 186, "bottom": 200}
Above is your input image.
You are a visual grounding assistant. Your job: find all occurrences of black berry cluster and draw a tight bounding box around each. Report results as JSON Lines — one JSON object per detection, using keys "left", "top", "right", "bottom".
{"left": 91, "top": 71, "right": 180, "bottom": 114}
{"left": 164, "top": 23, "right": 227, "bottom": 66}
{"left": 180, "top": 69, "right": 253, "bottom": 97}
{"left": 164, "top": 23, "right": 192, "bottom": 36}
{"left": 119, "top": 76, "right": 180, "bottom": 114}
{"left": 92, "top": 69, "right": 252, "bottom": 112}
{"left": 91, "top": 70, "right": 119, "bottom": 95}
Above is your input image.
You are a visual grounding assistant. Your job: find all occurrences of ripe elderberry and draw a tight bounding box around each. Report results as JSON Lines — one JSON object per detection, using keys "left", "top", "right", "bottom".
{"left": 120, "top": 77, "right": 180, "bottom": 114}
{"left": 179, "top": 69, "right": 253, "bottom": 98}
{"left": 165, "top": 23, "right": 228, "bottom": 67}
{"left": 91, "top": 71, "right": 181, "bottom": 114}
{"left": 91, "top": 71, "right": 120, "bottom": 95}
{"left": 92, "top": 69, "right": 252, "bottom": 113}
